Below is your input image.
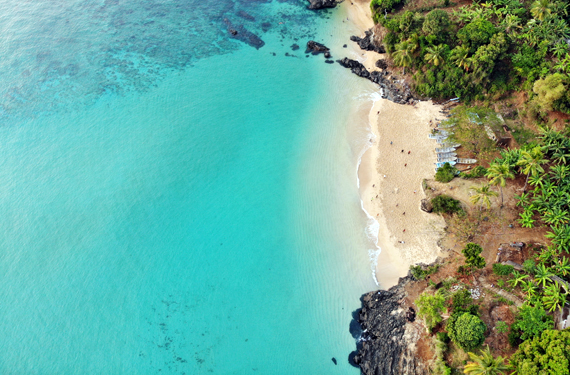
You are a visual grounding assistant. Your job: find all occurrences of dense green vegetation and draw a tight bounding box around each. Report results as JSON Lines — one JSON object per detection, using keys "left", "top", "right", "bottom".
{"left": 431, "top": 194, "right": 462, "bottom": 214}
{"left": 435, "top": 162, "right": 458, "bottom": 182}
{"left": 448, "top": 312, "right": 487, "bottom": 351}
{"left": 374, "top": 0, "right": 570, "bottom": 110}
{"left": 510, "top": 329, "right": 570, "bottom": 374}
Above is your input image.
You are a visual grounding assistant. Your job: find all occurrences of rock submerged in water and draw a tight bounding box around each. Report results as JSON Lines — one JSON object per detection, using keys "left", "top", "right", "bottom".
{"left": 223, "top": 18, "right": 265, "bottom": 49}
{"left": 307, "top": 0, "right": 339, "bottom": 9}
{"left": 332, "top": 357, "right": 337, "bottom": 365}
{"left": 352, "top": 276, "right": 429, "bottom": 375}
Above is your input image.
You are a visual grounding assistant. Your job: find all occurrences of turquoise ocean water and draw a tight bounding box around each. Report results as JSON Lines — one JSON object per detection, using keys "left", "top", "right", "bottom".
{"left": 0, "top": 0, "right": 380, "bottom": 373}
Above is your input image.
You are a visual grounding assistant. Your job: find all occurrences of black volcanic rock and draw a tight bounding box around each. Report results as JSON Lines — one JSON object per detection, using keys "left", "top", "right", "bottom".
{"left": 352, "top": 276, "right": 429, "bottom": 375}
{"left": 376, "top": 59, "right": 388, "bottom": 70}
{"left": 223, "top": 19, "right": 265, "bottom": 49}
{"left": 307, "top": 0, "right": 338, "bottom": 9}
{"left": 350, "top": 29, "right": 385, "bottom": 53}
{"left": 306, "top": 40, "right": 330, "bottom": 55}
{"left": 337, "top": 58, "right": 416, "bottom": 105}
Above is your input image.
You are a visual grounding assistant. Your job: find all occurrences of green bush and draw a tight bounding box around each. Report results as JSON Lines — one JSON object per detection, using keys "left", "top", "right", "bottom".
{"left": 462, "top": 243, "right": 486, "bottom": 270}
{"left": 493, "top": 263, "right": 514, "bottom": 276}
{"left": 448, "top": 312, "right": 486, "bottom": 351}
{"left": 370, "top": 0, "right": 403, "bottom": 13}
{"left": 422, "top": 9, "right": 450, "bottom": 36}
{"left": 410, "top": 264, "right": 440, "bottom": 280}
{"left": 431, "top": 195, "right": 462, "bottom": 214}
{"left": 496, "top": 321, "right": 509, "bottom": 334}
{"left": 510, "top": 330, "right": 570, "bottom": 374}
{"left": 460, "top": 166, "right": 487, "bottom": 179}
{"left": 416, "top": 291, "right": 447, "bottom": 331}
{"left": 451, "top": 289, "right": 473, "bottom": 313}
{"left": 437, "top": 331, "right": 450, "bottom": 343}
{"left": 522, "top": 259, "right": 536, "bottom": 274}
{"left": 511, "top": 305, "right": 553, "bottom": 342}
{"left": 435, "top": 162, "right": 458, "bottom": 182}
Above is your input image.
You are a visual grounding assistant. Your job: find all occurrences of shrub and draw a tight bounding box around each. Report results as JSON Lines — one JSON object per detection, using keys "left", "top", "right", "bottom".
{"left": 462, "top": 243, "right": 486, "bottom": 270}
{"left": 432, "top": 195, "right": 462, "bottom": 214}
{"left": 451, "top": 289, "right": 473, "bottom": 313}
{"left": 522, "top": 259, "right": 536, "bottom": 274}
{"left": 416, "top": 291, "right": 446, "bottom": 331}
{"left": 370, "top": 0, "right": 403, "bottom": 13}
{"left": 410, "top": 264, "right": 440, "bottom": 280}
{"left": 460, "top": 166, "right": 487, "bottom": 179}
{"left": 435, "top": 162, "right": 458, "bottom": 182}
{"left": 422, "top": 9, "right": 450, "bottom": 36}
{"left": 510, "top": 330, "right": 570, "bottom": 374}
{"left": 448, "top": 313, "right": 486, "bottom": 351}
{"left": 437, "top": 331, "right": 450, "bottom": 343}
{"left": 493, "top": 263, "right": 514, "bottom": 276}
{"left": 511, "top": 305, "right": 553, "bottom": 342}
{"left": 496, "top": 321, "right": 509, "bottom": 334}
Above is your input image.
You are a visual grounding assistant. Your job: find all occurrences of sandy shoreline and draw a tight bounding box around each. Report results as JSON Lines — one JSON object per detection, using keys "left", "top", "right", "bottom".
{"left": 342, "top": 0, "right": 446, "bottom": 288}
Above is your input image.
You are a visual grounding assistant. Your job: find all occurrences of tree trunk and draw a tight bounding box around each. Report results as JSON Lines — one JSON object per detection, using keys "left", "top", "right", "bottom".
{"left": 524, "top": 172, "right": 529, "bottom": 192}
{"left": 500, "top": 186, "right": 504, "bottom": 208}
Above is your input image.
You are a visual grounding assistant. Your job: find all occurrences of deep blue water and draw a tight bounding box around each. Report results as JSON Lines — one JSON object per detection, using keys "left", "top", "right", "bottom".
{"left": 0, "top": 0, "right": 379, "bottom": 373}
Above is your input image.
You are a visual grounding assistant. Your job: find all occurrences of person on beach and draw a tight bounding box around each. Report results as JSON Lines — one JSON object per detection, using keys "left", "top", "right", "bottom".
{"left": 401, "top": 150, "right": 404, "bottom": 153}
{"left": 405, "top": 164, "right": 407, "bottom": 167}
{"left": 408, "top": 151, "right": 411, "bottom": 154}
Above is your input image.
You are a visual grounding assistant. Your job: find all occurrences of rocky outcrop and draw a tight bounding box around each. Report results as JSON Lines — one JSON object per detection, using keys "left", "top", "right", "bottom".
{"left": 223, "top": 19, "right": 265, "bottom": 49}
{"left": 306, "top": 41, "right": 332, "bottom": 58}
{"left": 350, "top": 29, "right": 385, "bottom": 54}
{"left": 307, "top": 0, "right": 339, "bottom": 10}
{"left": 351, "top": 276, "right": 430, "bottom": 375}
{"left": 336, "top": 58, "right": 414, "bottom": 104}
{"left": 420, "top": 199, "right": 433, "bottom": 213}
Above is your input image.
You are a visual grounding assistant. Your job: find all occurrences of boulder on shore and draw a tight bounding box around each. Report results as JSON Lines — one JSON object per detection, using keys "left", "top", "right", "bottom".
{"left": 307, "top": 0, "right": 339, "bottom": 9}
{"left": 350, "top": 29, "right": 385, "bottom": 54}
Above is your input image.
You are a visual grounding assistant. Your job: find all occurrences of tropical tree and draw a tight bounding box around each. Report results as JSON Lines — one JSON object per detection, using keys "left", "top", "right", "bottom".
{"left": 508, "top": 271, "right": 528, "bottom": 288}
{"left": 511, "top": 330, "right": 570, "bottom": 374}
{"left": 464, "top": 345, "right": 509, "bottom": 375}
{"left": 519, "top": 209, "right": 535, "bottom": 228}
{"left": 543, "top": 206, "right": 570, "bottom": 226}
{"left": 451, "top": 45, "right": 471, "bottom": 71}
{"left": 542, "top": 281, "right": 566, "bottom": 312}
{"left": 470, "top": 185, "right": 498, "bottom": 210}
{"left": 486, "top": 163, "right": 514, "bottom": 207}
{"left": 517, "top": 147, "right": 548, "bottom": 191}
{"left": 392, "top": 40, "right": 416, "bottom": 74}
{"left": 521, "top": 280, "right": 538, "bottom": 298}
{"left": 530, "top": 0, "right": 553, "bottom": 21}
{"left": 424, "top": 44, "right": 447, "bottom": 66}
{"left": 554, "top": 257, "right": 570, "bottom": 277}
{"left": 448, "top": 313, "right": 487, "bottom": 351}
{"left": 534, "top": 263, "right": 554, "bottom": 287}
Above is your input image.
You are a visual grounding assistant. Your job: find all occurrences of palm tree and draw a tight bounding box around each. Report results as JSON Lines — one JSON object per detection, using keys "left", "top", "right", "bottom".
{"left": 508, "top": 271, "right": 528, "bottom": 288}
{"left": 543, "top": 206, "right": 570, "bottom": 226}
{"left": 552, "top": 42, "right": 569, "bottom": 59}
{"left": 519, "top": 210, "right": 535, "bottom": 228}
{"left": 464, "top": 345, "right": 509, "bottom": 375}
{"left": 542, "top": 281, "right": 566, "bottom": 312}
{"left": 502, "top": 14, "right": 521, "bottom": 34}
{"left": 528, "top": 173, "right": 545, "bottom": 189}
{"left": 554, "top": 257, "right": 570, "bottom": 277}
{"left": 486, "top": 163, "right": 515, "bottom": 207}
{"left": 534, "top": 263, "right": 554, "bottom": 287}
{"left": 546, "top": 225, "right": 570, "bottom": 252}
{"left": 517, "top": 147, "right": 548, "bottom": 191}
{"left": 470, "top": 185, "right": 498, "bottom": 210}
{"left": 515, "top": 192, "right": 530, "bottom": 208}
{"left": 521, "top": 280, "right": 538, "bottom": 298}
{"left": 451, "top": 45, "right": 471, "bottom": 71}
{"left": 392, "top": 40, "right": 416, "bottom": 74}
{"left": 531, "top": 0, "right": 553, "bottom": 21}
{"left": 424, "top": 44, "right": 447, "bottom": 66}
{"left": 550, "top": 164, "right": 569, "bottom": 181}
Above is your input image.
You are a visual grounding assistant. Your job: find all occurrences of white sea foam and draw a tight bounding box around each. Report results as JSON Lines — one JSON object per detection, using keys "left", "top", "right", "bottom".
{"left": 355, "top": 89, "right": 384, "bottom": 285}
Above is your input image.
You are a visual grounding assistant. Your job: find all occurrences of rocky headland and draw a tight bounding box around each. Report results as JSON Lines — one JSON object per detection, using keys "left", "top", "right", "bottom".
{"left": 351, "top": 275, "right": 430, "bottom": 375}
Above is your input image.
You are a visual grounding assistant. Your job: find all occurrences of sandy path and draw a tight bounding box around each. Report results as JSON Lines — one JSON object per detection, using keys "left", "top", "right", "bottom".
{"left": 342, "top": 0, "right": 447, "bottom": 287}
